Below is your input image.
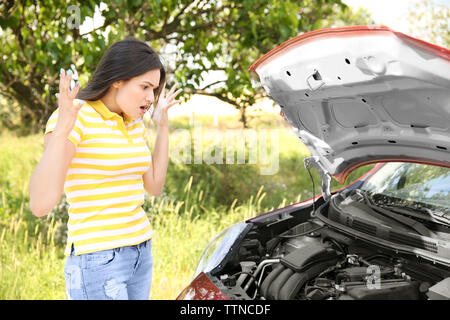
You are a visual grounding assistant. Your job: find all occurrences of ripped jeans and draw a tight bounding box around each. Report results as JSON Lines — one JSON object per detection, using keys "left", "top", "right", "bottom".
{"left": 63, "top": 239, "right": 153, "bottom": 300}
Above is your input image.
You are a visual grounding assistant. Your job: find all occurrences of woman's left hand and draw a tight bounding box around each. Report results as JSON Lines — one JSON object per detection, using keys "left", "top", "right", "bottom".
{"left": 151, "top": 83, "right": 182, "bottom": 128}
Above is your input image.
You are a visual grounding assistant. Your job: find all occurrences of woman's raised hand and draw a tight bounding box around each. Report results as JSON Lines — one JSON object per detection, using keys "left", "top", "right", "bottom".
{"left": 54, "top": 68, "right": 82, "bottom": 136}
{"left": 151, "top": 83, "right": 182, "bottom": 128}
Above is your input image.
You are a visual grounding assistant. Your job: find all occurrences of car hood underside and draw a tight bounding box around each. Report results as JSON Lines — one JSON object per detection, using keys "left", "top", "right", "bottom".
{"left": 250, "top": 26, "right": 450, "bottom": 183}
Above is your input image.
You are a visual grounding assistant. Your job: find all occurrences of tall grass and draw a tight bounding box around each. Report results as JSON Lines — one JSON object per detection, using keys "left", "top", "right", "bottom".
{"left": 0, "top": 214, "right": 65, "bottom": 299}
{"left": 0, "top": 116, "right": 373, "bottom": 299}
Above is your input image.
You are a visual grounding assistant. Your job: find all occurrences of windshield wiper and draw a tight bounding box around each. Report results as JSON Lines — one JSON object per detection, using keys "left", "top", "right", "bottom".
{"left": 375, "top": 201, "right": 450, "bottom": 226}
{"left": 354, "top": 190, "right": 440, "bottom": 237}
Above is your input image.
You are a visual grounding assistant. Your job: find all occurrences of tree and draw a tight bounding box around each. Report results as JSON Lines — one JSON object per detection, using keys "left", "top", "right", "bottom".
{"left": 0, "top": 0, "right": 373, "bottom": 133}
{"left": 406, "top": 0, "right": 449, "bottom": 48}
{"left": 0, "top": 0, "right": 102, "bottom": 133}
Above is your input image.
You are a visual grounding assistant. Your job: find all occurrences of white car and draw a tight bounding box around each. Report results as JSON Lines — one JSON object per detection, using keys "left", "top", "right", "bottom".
{"left": 178, "top": 26, "right": 450, "bottom": 300}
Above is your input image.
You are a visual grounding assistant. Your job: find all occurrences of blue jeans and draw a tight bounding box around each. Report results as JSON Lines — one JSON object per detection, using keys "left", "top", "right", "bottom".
{"left": 64, "top": 239, "right": 153, "bottom": 300}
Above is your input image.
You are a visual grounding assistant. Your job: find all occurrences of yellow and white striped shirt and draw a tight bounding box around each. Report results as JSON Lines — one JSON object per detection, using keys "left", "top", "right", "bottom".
{"left": 45, "top": 99, "right": 153, "bottom": 255}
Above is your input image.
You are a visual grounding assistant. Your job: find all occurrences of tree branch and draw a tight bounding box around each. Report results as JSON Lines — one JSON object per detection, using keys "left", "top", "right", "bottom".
{"left": 199, "top": 80, "right": 226, "bottom": 91}
{"left": 194, "top": 89, "right": 239, "bottom": 108}
{"left": 79, "top": 15, "right": 116, "bottom": 36}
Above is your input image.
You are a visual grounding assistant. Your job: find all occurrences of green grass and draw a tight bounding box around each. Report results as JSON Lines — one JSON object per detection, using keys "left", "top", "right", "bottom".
{"left": 0, "top": 115, "right": 373, "bottom": 300}
{"left": 0, "top": 215, "right": 66, "bottom": 299}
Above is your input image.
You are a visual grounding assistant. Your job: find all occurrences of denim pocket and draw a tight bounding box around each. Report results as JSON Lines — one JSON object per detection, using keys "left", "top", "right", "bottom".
{"left": 82, "top": 249, "right": 116, "bottom": 270}
{"left": 64, "top": 263, "right": 86, "bottom": 299}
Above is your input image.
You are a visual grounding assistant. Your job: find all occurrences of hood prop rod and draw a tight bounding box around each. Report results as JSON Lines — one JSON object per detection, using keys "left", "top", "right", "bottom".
{"left": 304, "top": 156, "right": 332, "bottom": 203}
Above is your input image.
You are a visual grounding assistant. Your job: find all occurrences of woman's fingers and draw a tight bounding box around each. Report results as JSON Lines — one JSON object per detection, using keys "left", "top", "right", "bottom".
{"left": 65, "top": 73, "right": 73, "bottom": 92}
{"left": 166, "top": 100, "right": 180, "bottom": 110}
{"left": 73, "top": 99, "right": 83, "bottom": 111}
{"left": 162, "top": 84, "right": 180, "bottom": 101}
{"left": 168, "top": 88, "right": 182, "bottom": 99}
{"left": 59, "top": 69, "right": 74, "bottom": 96}
{"left": 173, "top": 88, "right": 182, "bottom": 99}
{"left": 58, "top": 69, "right": 65, "bottom": 93}
{"left": 69, "top": 82, "right": 80, "bottom": 100}
{"left": 58, "top": 68, "right": 80, "bottom": 110}
{"left": 167, "top": 83, "right": 178, "bottom": 96}
{"left": 163, "top": 88, "right": 182, "bottom": 106}
{"left": 158, "top": 84, "right": 181, "bottom": 111}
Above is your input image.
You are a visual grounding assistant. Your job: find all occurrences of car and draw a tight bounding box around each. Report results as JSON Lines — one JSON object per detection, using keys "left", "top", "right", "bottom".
{"left": 176, "top": 25, "right": 450, "bottom": 300}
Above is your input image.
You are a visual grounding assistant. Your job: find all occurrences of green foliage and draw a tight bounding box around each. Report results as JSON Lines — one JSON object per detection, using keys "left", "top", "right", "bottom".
{"left": 0, "top": 0, "right": 373, "bottom": 132}
{"left": 0, "top": 215, "right": 66, "bottom": 299}
{"left": 406, "top": 0, "right": 450, "bottom": 48}
{"left": 0, "top": 1, "right": 101, "bottom": 133}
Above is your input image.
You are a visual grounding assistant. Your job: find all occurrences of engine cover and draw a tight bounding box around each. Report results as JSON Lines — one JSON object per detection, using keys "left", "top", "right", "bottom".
{"left": 281, "top": 243, "right": 340, "bottom": 272}
{"left": 260, "top": 244, "right": 341, "bottom": 300}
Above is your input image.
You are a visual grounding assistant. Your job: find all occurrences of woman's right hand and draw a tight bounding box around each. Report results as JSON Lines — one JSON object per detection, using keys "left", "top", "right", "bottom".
{"left": 54, "top": 68, "right": 82, "bottom": 136}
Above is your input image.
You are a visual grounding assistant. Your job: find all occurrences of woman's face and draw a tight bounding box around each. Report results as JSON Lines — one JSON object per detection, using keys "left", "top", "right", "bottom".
{"left": 114, "top": 69, "right": 161, "bottom": 120}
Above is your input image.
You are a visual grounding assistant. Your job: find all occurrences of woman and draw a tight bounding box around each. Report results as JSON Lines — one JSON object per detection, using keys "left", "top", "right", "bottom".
{"left": 28, "top": 38, "right": 181, "bottom": 300}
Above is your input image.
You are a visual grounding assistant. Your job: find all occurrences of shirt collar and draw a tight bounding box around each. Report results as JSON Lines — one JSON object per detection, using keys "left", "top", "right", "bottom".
{"left": 87, "top": 99, "right": 133, "bottom": 125}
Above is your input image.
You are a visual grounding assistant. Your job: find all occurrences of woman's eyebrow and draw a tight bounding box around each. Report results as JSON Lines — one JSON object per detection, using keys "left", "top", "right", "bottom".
{"left": 143, "top": 81, "right": 158, "bottom": 88}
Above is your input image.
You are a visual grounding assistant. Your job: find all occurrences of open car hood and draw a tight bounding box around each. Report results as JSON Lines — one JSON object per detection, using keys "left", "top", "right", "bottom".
{"left": 250, "top": 26, "right": 450, "bottom": 184}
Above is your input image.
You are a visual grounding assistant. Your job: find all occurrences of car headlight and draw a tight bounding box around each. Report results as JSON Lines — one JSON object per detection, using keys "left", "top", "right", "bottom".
{"left": 193, "top": 222, "right": 248, "bottom": 279}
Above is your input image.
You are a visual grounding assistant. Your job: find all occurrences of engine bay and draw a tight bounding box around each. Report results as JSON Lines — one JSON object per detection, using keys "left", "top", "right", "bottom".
{"left": 209, "top": 192, "right": 450, "bottom": 300}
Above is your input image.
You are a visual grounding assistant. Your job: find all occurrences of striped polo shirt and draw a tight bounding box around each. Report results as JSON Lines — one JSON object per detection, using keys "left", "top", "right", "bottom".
{"left": 45, "top": 99, "right": 153, "bottom": 255}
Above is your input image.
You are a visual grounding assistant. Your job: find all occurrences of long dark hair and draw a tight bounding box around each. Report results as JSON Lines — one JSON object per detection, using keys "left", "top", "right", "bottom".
{"left": 77, "top": 37, "right": 166, "bottom": 107}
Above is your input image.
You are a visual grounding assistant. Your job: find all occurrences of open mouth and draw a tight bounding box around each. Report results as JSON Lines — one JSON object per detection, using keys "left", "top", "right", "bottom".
{"left": 140, "top": 105, "right": 149, "bottom": 112}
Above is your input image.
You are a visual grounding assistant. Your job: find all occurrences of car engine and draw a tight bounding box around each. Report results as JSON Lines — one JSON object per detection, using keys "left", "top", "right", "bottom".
{"left": 212, "top": 196, "right": 450, "bottom": 300}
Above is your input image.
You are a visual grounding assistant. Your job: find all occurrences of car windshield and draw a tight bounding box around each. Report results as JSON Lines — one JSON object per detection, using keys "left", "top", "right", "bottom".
{"left": 360, "top": 162, "right": 450, "bottom": 213}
